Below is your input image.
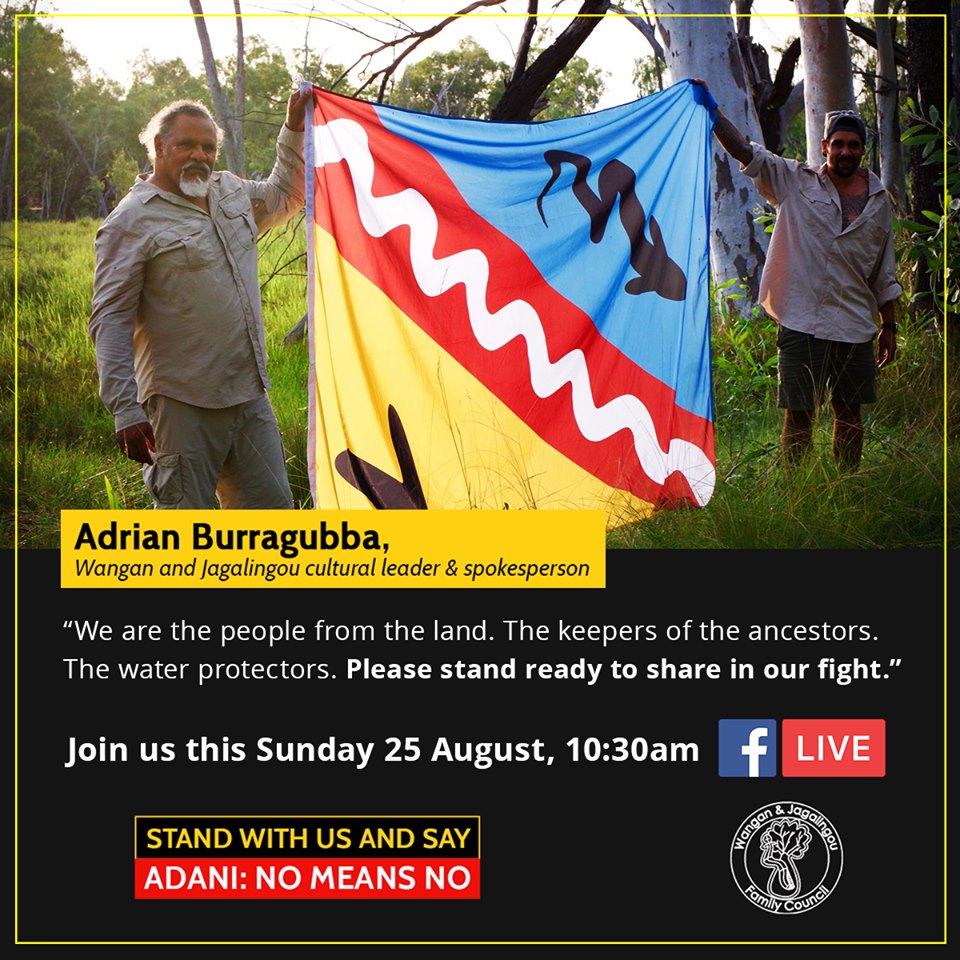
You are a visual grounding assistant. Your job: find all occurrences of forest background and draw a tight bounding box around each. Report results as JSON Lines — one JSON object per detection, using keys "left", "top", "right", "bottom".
{"left": 2, "top": 0, "right": 956, "bottom": 549}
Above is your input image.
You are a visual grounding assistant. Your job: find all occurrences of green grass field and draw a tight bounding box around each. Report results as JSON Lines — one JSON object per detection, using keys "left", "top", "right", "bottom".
{"left": 2, "top": 218, "right": 953, "bottom": 549}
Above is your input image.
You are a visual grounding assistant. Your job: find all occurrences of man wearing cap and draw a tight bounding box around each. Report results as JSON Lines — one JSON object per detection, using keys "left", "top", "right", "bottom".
{"left": 692, "top": 80, "right": 901, "bottom": 470}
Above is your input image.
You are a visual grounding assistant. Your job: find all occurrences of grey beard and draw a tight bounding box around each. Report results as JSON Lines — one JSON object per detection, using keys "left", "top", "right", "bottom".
{"left": 179, "top": 167, "right": 211, "bottom": 197}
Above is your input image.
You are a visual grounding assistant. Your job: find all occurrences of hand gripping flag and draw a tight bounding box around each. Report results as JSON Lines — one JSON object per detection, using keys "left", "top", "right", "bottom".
{"left": 306, "top": 80, "right": 716, "bottom": 526}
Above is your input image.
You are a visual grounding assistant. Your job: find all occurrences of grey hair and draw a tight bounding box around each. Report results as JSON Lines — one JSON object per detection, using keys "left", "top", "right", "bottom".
{"left": 138, "top": 100, "right": 223, "bottom": 163}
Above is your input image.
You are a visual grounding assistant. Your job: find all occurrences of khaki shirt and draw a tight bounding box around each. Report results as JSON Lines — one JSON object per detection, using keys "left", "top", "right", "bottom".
{"left": 741, "top": 143, "right": 902, "bottom": 343}
{"left": 90, "top": 125, "right": 305, "bottom": 431}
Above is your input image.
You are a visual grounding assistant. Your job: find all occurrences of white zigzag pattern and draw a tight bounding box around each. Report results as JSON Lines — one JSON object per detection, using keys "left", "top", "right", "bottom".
{"left": 314, "top": 118, "right": 715, "bottom": 506}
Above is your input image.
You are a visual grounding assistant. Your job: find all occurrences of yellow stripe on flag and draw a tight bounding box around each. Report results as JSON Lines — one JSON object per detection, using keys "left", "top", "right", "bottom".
{"left": 311, "top": 228, "right": 654, "bottom": 526}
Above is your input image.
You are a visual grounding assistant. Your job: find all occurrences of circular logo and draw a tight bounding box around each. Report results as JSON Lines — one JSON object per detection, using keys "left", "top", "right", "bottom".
{"left": 730, "top": 801, "right": 843, "bottom": 914}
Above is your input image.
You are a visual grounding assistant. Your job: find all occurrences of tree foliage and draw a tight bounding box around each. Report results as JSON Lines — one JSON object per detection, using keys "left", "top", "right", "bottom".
{"left": 527, "top": 31, "right": 605, "bottom": 120}
{"left": 389, "top": 32, "right": 605, "bottom": 121}
{"left": 221, "top": 36, "right": 296, "bottom": 175}
{"left": 632, "top": 55, "right": 663, "bottom": 98}
{"left": 2, "top": 0, "right": 952, "bottom": 333}
{"left": 897, "top": 97, "right": 958, "bottom": 324}
{"left": 298, "top": 55, "right": 359, "bottom": 99}
{"left": 2, "top": 6, "right": 88, "bottom": 218}
{"left": 2, "top": 6, "right": 301, "bottom": 218}
{"left": 392, "top": 38, "right": 509, "bottom": 118}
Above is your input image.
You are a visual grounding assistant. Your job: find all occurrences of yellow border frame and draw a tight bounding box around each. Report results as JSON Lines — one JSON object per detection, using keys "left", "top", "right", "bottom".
{"left": 12, "top": 5, "right": 949, "bottom": 947}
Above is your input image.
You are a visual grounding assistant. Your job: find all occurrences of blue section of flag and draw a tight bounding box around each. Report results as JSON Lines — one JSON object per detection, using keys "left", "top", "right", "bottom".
{"left": 718, "top": 719, "right": 778, "bottom": 778}
{"left": 373, "top": 81, "right": 715, "bottom": 420}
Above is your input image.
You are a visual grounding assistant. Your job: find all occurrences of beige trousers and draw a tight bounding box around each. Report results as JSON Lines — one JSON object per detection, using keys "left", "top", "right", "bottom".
{"left": 142, "top": 393, "right": 294, "bottom": 509}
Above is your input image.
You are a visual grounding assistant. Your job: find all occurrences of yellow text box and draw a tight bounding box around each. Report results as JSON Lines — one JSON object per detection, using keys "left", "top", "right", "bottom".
{"left": 60, "top": 510, "right": 605, "bottom": 588}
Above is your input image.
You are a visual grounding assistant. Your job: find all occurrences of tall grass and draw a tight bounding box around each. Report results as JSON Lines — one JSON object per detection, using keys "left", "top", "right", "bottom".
{"left": 612, "top": 302, "right": 951, "bottom": 549}
{"left": 3, "top": 218, "right": 314, "bottom": 546}
{"left": 2, "top": 218, "right": 952, "bottom": 549}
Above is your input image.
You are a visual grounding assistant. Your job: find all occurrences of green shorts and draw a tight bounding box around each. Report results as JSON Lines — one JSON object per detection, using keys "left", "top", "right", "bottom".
{"left": 777, "top": 326, "right": 877, "bottom": 411}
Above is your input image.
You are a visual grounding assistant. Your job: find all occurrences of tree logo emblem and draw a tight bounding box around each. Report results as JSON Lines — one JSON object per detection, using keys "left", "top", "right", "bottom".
{"left": 730, "top": 801, "right": 843, "bottom": 914}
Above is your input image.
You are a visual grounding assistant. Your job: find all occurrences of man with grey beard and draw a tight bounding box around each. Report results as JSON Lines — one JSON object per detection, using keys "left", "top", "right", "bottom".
{"left": 90, "top": 91, "right": 311, "bottom": 508}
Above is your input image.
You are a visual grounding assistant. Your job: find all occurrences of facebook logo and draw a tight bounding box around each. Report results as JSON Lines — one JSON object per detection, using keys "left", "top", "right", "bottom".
{"left": 718, "top": 720, "right": 777, "bottom": 777}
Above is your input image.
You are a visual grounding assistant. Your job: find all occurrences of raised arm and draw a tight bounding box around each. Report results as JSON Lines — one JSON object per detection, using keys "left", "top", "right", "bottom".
{"left": 247, "top": 87, "right": 312, "bottom": 232}
{"left": 691, "top": 78, "right": 754, "bottom": 167}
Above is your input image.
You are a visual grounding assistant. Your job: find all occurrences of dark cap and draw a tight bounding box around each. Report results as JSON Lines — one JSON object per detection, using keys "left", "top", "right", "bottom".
{"left": 823, "top": 110, "right": 867, "bottom": 145}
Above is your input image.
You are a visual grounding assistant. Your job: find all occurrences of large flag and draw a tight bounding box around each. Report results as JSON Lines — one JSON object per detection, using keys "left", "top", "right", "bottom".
{"left": 305, "top": 80, "right": 716, "bottom": 526}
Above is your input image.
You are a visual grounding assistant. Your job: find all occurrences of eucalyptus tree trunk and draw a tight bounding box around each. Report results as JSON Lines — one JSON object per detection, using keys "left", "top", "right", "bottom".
{"left": 795, "top": 0, "right": 856, "bottom": 166}
{"left": 650, "top": 0, "right": 769, "bottom": 307}
{"left": 874, "top": 0, "right": 906, "bottom": 209}
{"left": 231, "top": 0, "right": 246, "bottom": 175}
{"left": 188, "top": 0, "right": 246, "bottom": 176}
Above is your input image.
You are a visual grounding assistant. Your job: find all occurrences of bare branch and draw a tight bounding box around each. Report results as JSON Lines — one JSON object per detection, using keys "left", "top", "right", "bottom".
{"left": 258, "top": 215, "right": 306, "bottom": 293}
{"left": 330, "top": 0, "right": 508, "bottom": 101}
{"left": 309, "top": 14, "right": 407, "bottom": 50}
{"left": 846, "top": 16, "right": 908, "bottom": 67}
{"left": 188, "top": 0, "right": 241, "bottom": 172}
{"left": 490, "top": 0, "right": 611, "bottom": 121}
{"left": 508, "top": 0, "right": 540, "bottom": 85}
{"left": 616, "top": 3, "right": 664, "bottom": 61}
{"left": 735, "top": 0, "right": 753, "bottom": 41}
{"left": 233, "top": 0, "right": 246, "bottom": 174}
{"left": 769, "top": 36, "right": 801, "bottom": 112}
{"left": 300, "top": 3, "right": 316, "bottom": 76}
